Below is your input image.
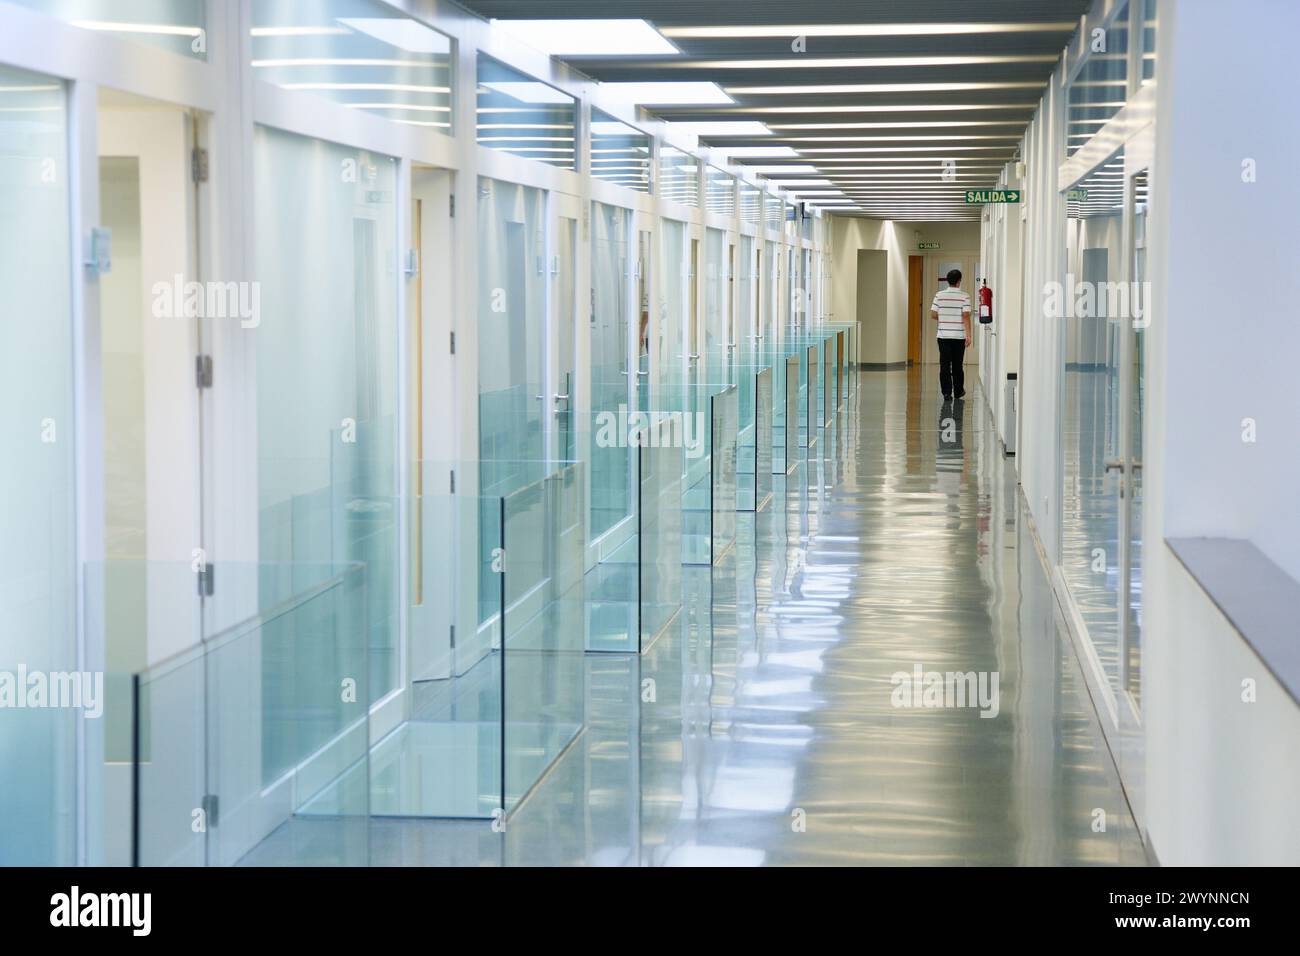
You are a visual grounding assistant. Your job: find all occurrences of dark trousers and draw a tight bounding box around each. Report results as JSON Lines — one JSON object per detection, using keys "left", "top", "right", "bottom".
{"left": 938, "top": 338, "right": 966, "bottom": 398}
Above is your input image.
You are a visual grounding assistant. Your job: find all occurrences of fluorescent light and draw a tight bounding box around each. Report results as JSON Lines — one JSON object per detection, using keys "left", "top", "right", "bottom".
{"left": 757, "top": 179, "right": 834, "bottom": 186}
{"left": 740, "top": 103, "right": 1038, "bottom": 115}
{"left": 661, "top": 22, "right": 1074, "bottom": 38}
{"left": 493, "top": 19, "right": 677, "bottom": 55}
{"left": 785, "top": 135, "right": 1018, "bottom": 143}
{"left": 343, "top": 103, "right": 451, "bottom": 112}
{"left": 480, "top": 82, "right": 573, "bottom": 104}
{"left": 336, "top": 17, "right": 450, "bottom": 54}
{"left": 713, "top": 146, "right": 801, "bottom": 158}
{"left": 279, "top": 82, "right": 450, "bottom": 93}
{"left": 71, "top": 20, "right": 202, "bottom": 37}
{"left": 799, "top": 146, "right": 1014, "bottom": 153}
{"left": 685, "top": 55, "right": 1057, "bottom": 69}
{"left": 665, "top": 121, "right": 772, "bottom": 137}
{"left": 253, "top": 58, "right": 438, "bottom": 68}
{"left": 770, "top": 120, "right": 1020, "bottom": 130}
{"left": 739, "top": 164, "right": 819, "bottom": 174}
{"left": 728, "top": 81, "right": 1042, "bottom": 95}
{"left": 598, "top": 82, "right": 733, "bottom": 105}
{"left": 251, "top": 26, "right": 351, "bottom": 37}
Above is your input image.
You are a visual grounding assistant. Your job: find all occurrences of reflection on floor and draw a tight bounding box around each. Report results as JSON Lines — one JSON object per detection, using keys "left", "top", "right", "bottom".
{"left": 243, "top": 368, "right": 1145, "bottom": 866}
{"left": 1060, "top": 366, "right": 1123, "bottom": 687}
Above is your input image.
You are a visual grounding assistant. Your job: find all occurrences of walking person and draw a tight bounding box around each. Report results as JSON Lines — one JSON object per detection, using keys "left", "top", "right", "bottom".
{"left": 931, "top": 268, "right": 972, "bottom": 401}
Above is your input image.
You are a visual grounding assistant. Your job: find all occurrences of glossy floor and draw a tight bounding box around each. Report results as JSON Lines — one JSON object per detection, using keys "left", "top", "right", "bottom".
{"left": 245, "top": 369, "right": 1146, "bottom": 866}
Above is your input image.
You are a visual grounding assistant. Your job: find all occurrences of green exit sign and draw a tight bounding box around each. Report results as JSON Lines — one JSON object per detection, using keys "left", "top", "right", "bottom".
{"left": 1066, "top": 188, "right": 1088, "bottom": 202}
{"left": 965, "top": 189, "right": 1022, "bottom": 204}
{"left": 918, "top": 241, "right": 940, "bottom": 250}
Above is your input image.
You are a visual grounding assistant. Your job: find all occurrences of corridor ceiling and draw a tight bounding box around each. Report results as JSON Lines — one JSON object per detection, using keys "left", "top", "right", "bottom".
{"left": 457, "top": 0, "right": 1088, "bottom": 220}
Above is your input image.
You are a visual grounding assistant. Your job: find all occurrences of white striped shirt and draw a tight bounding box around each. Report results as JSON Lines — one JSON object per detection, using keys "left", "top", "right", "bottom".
{"left": 932, "top": 287, "right": 971, "bottom": 340}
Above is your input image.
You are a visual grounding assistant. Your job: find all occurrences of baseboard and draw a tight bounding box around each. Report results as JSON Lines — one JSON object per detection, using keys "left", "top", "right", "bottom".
{"left": 857, "top": 361, "right": 908, "bottom": 370}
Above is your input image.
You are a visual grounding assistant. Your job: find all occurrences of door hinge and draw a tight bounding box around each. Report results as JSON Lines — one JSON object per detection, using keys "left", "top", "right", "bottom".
{"left": 449, "top": 469, "right": 456, "bottom": 494}
{"left": 449, "top": 624, "right": 456, "bottom": 649}
{"left": 449, "top": 330, "right": 456, "bottom": 355}
{"left": 449, "top": 193, "right": 455, "bottom": 218}
{"left": 202, "top": 793, "right": 219, "bottom": 827}
{"left": 191, "top": 147, "right": 209, "bottom": 184}
{"left": 196, "top": 354, "right": 213, "bottom": 389}
{"left": 196, "top": 564, "right": 214, "bottom": 597}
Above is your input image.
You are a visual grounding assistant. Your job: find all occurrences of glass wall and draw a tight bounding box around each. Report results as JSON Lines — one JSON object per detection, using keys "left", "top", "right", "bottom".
{"left": 1059, "top": 150, "right": 1126, "bottom": 694}
{"left": 659, "top": 146, "right": 698, "bottom": 207}
{"left": 658, "top": 218, "right": 688, "bottom": 396}
{"left": 590, "top": 201, "right": 633, "bottom": 540}
{"left": 703, "top": 227, "right": 726, "bottom": 384}
{"left": 590, "top": 109, "right": 651, "bottom": 193}
{"left": 477, "top": 56, "right": 576, "bottom": 170}
{"left": 740, "top": 182, "right": 761, "bottom": 229}
{"left": 705, "top": 166, "right": 734, "bottom": 216}
{"left": 478, "top": 177, "right": 546, "bottom": 484}
{"left": 254, "top": 126, "right": 400, "bottom": 710}
{"left": 1126, "top": 167, "right": 1149, "bottom": 706}
{"left": 252, "top": 0, "right": 453, "bottom": 131}
{"left": 12, "top": 0, "right": 206, "bottom": 59}
{"left": 0, "top": 65, "right": 75, "bottom": 866}
{"left": 1065, "top": 1, "right": 1130, "bottom": 157}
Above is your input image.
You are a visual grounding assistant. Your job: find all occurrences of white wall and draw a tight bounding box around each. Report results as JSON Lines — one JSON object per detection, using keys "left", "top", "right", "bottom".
{"left": 1141, "top": 0, "right": 1300, "bottom": 865}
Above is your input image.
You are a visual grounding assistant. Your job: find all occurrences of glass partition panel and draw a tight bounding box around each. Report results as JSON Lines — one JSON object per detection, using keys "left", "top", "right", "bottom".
{"left": 705, "top": 166, "right": 735, "bottom": 216}
{"left": 703, "top": 228, "right": 726, "bottom": 384}
{"left": 14, "top": 0, "right": 206, "bottom": 59}
{"left": 659, "top": 146, "right": 698, "bottom": 207}
{"left": 0, "top": 65, "right": 75, "bottom": 867}
{"left": 657, "top": 218, "right": 687, "bottom": 395}
{"left": 822, "top": 334, "right": 834, "bottom": 426}
{"left": 639, "top": 420, "right": 684, "bottom": 650}
{"left": 590, "top": 108, "right": 651, "bottom": 193}
{"left": 799, "top": 343, "right": 818, "bottom": 448}
{"left": 254, "top": 125, "right": 399, "bottom": 704}
{"left": 1060, "top": 151, "right": 1126, "bottom": 695}
{"left": 130, "top": 562, "right": 369, "bottom": 866}
{"left": 252, "top": 0, "right": 452, "bottom": 130}
{"left": 1126, "top": 168, "right": 1150, "bottom": 707}
{"left": 1065, "top": 1, "right": 1129, "bottom": 157}
{"left": 368, "top": 480, "right": 504, "bottom": 819}
{"left": 502, "top": 463, "right": 585, "bottom": 812}
{"left": 740, "top": 182, "right": 761, "bottom": 228}
{"left": 709, "top": 385, "right": 739, "bottom": 562}
{"left": 476, "top": 56, "right": 576, "bottom": 170}
{"left": 1139, "top": 0, "right": 1156, "bottom": 86}
{"left": 735, "top": 364, "right": 773, "bottom": 511}
{"left": 782, "top": 353, "right": 799, "bottom": 474}
{"left": 764, "top": 194, "right": 783, "bottom": 233}
{"left": 478, "top": 177, "right": 546, "bottom": 494}
{"left": 590, "top": 201, "right": 633, "bottom": 541}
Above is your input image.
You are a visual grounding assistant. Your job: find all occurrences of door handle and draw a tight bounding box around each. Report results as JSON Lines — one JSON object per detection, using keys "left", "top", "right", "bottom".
{"left": 1104, "top": 458, "right": 1125, "bottom": 473}
{"left": 553, "top": 393, "right": 570, "bottom": 404}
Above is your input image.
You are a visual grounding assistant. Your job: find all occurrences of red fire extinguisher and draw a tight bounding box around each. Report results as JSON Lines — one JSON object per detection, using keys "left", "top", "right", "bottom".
{"left": 978, "top": 280, "right": 993, "bottom": 325}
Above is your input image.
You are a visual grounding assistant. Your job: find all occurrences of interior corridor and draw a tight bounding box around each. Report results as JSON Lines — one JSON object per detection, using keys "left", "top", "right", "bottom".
{"left": 245, "top": 371, "right": 1145, "bottom": 866}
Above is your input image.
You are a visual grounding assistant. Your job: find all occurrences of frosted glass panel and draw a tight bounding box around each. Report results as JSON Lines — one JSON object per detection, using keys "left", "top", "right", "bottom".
{"left": 0, "top": 65, "right": 75, "bottom": 866}
{"left": 252, "top": 0, "right": 453, "bottom": 132}
{"left": 477, "top": 57, "right": 575, "bottom": 170}
{"left": 254, "top": 125, "right": 400, "bottom": 708}
{"left": 659, "top": 146, "right": 698, "bottom": 206}
{"left": 657, "top": 219, "right": 687, "bottom": 396}
{"left": 11, "top": 0, "right": 207, "bottom": 59}
{"left": 590, "top": 201, "right": 632, "bottom": 540}
{"left": 591, "top": 108, "right": 651, "bottom": 193}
